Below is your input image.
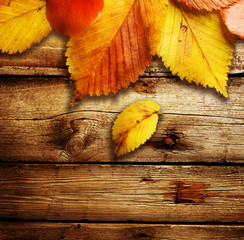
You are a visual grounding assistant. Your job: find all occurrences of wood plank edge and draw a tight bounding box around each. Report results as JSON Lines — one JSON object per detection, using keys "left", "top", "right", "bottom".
{"left": 0, "top": 162, "right": 243, "bottom": 166}
{"left": 0, "top": 66, "right": 242, "bottom": 77}
{"left": 0, "top": 66, "right": 69, "bottom": 76}
{"left": 0, "top": 222, "right": 243, "bottom": 240}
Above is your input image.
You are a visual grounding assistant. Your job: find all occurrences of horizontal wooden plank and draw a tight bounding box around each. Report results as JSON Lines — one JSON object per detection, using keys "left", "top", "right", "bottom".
{"left": 0, "top": 164, "right": 243, "bottom": 222}
{"left": 0, "top": 222, "right": 244, "bottom": 240}
{"left": 0, "top": 32, "right": 68, "bottom": 76}
{"left": 0, "top": 77, "right": 243, "bottom": 163}
{"left": 0, "top": 32, "right": 243, "bottom": 76}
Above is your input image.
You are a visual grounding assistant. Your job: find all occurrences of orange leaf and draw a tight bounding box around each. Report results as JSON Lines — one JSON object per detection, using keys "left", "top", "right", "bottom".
{"left": 221, "top": 0, "right": 244, "bottom": 39}
{"left": 66, "top": 0, "right": 166, "bottom": 104}
{"left": 46, "top": 0, "right": 104, "bottom": 37}
{"left": 176, "top": 0, "right": 239, "bottom": 11}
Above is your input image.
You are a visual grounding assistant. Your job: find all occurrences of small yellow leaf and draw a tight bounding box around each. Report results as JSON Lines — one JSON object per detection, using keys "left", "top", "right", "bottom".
{"left": 112, "top": 100, "right": 161, "bottom": 157}
{"left": 0, "top": 0, "right": 52, "bottom": 54}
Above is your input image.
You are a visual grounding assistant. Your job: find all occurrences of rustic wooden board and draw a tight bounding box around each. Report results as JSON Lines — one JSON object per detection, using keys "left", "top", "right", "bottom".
{"left": 0, "top": 164, "right": 243, "bottom": 222}
{"left": 0, "top": 19, "right": 243, "bottom": 240}
{"left": 0, "top": 32, "right": 68, "bottom": 76}
{"left": 0, "top": 76, "right": 243, "bottom": 163}
{"left": 0, "top": 32, "right": 243, "bottom": 76}
{"left": 1, "top": 222, "right": 244, "bottom": 240}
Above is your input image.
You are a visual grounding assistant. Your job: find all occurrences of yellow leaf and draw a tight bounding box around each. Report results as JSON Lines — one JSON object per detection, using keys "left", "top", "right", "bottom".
{"left": 112, "top": 100, "right": 161, "bottom": 157}
{"left": 151, "top": 0, "right": 235, "bottom": 97}
{"left": 0, "top": 0, "right": 52, "bottom": 54}
{"left": 66, "top": 0, "right": 167, "bottom": 104}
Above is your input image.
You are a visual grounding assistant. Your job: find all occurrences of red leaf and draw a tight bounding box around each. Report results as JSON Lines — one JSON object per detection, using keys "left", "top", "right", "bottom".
{"left": 46, "top": 0, "right": 104, "bottom": 37}
{"left": 221, "top": 0, "right": 244, "bottom": 39}
{"left": 176, "top": 0, "right": 239, "bottom": 11}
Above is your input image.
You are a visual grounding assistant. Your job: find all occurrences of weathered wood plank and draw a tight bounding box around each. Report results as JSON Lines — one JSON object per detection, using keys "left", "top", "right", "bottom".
{"left": 0, "top": 32, "right": 68, "bottom": 76}
{"left": 0, "top": 32, "right": 243, "bottom": 76}
{"left": 0, "top": 164, "right": 243, "bottom": 222}
{"left": 0, "top": 77, "right": 243, "bottom": 163}
{"left": 1, "top": 222, "right": 244, "bottom": 240}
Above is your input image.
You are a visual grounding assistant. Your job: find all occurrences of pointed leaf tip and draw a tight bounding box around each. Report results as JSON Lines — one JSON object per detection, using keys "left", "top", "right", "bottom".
{"left": 112, "top": 100, "right": 161, "bottom": 157}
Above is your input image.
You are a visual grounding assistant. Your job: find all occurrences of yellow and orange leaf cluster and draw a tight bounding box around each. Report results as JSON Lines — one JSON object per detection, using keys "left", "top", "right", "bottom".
{"left": 66, "top": 0, "right": 236, "bottom": 101}
{"left": 0, "top": 0, "right": 241, "bottom": 99}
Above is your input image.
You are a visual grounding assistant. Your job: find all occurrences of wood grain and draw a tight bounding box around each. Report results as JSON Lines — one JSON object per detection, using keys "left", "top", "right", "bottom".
{"left": 0, "top": 32, "right": 68, "bottom": 76}
{"left": 1, "top": 223, "right": 244, "bottom": 240}
{"left": 0, "top": 32, "right": 243, "bottom": 76}
{"left": 0, "top": 21, "right": 243, "bottom": 240}
{"left": 0, "top": 76, "right": 243, "bottom": 163}
{"left": 0, "top": 164, "right": 243, "bottom": 222}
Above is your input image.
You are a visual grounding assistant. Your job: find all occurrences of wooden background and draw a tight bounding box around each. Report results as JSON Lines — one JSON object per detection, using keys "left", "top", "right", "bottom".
{"left": 0, "top": 32, "right": 243, "bottom": 239}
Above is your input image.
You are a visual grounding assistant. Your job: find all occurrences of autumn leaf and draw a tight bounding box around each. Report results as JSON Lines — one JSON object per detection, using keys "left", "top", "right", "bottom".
{"left": 112, "top": 100, "right": 161, "bottom": 157}
{"left": 66, "top": 0, "right": 166, "bottom": 104}
{"left": 0, "top": 0, "right": 52, "bottom": 54}
{"left": 221, "top": 0, "right": 244, "bottom": 39}
{"left": 46, "top": 0, "right": 104, "bottom": 37}
{"left": 151, "top": 0, "right": 235, "bottom": 97}
{"left": 176, "top": 0, "right": 239, "bottom": 11}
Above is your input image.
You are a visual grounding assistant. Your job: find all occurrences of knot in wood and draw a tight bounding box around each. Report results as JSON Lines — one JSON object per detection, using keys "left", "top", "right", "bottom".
{"left": 65, "top": 135, "right": 85, "bottom": 157}
{"left": 65, "top": 133, "right": 94, "bottom": 158}
{"left": 163, "top": 137, "right": 175, "bottom": 148}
